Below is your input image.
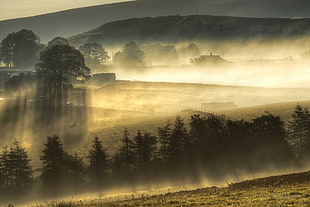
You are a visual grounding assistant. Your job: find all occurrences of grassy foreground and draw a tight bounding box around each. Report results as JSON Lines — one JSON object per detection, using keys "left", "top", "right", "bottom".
{"left": 98, "top": 186, "right": 310, "bottom": 207}
{"left": 31, "top": 171, "right": 310, "bottom": 207}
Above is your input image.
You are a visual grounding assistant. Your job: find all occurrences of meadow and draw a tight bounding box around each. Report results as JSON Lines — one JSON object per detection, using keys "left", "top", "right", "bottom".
{"left": 27, "top": 170, "right": 310, "bottom": 207}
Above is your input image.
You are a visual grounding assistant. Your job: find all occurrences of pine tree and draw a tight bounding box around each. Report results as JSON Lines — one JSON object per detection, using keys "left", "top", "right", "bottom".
{"left": 169, "top": 116, "right": 189, "bottom": 161}
{"left": 41, "top": 135, "right": 86, "bottom": 195}
{"left": 132, "top": 130, "right": 157, "bottom": 180}
{"left": 189, "top": 114, "right": 227, "bottom": 166}
{"left": 0, "top": 146, "right": 10, "bottom": 190}
{"left": 8, "top": 140, "right": 32, "bottom": 190}
{"left": 133, "top": 130, "right": 143, "bottom": 163}
{"left": 133, "top": 131, "right": 157, "bottom": 164}
{"left": 158, "top": 122, "right": 172, "bottom": 161}
{"left": 40, "top": 135, "right": 65, "bottom": 194}
{"left": 88, "top": 136, "right": 108, "bottom": 188}
{"left": 287, "top": 105, "right": 310, "bottom": 157}
{"left": 119, "top": 128, "right": 135, "bottom": 176}
{"left": 251, "top": 112, "right": 292, "bottom": 167}
{"left": 0, "top": 140, "right": 32, "bottom": 197}
{"left": 63, "top": 152, "right": 86, "bottom": 193}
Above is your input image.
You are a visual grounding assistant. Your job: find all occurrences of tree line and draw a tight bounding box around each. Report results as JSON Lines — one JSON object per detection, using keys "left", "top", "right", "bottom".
{"left": 0, "top": 29, "right": 205, "bottom": 75}
{"left": 0, "top": 29, "right": 146, "bottom": 72}
{"left": 1, "top": 105, "right": 310, "bottom": 202}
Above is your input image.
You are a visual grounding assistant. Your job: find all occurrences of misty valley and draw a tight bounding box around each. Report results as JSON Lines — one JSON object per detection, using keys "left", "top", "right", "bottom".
{"left": 1, "top": 11, "right": 310, "bottom": 207}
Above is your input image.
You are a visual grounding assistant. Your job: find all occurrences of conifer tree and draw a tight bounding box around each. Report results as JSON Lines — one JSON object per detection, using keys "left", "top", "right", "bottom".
{"left": 8, "top": 140, "right": 32, "bottom": 190}
{"left": 88, "top": 136, "right": 109, "bottom": 188}
{"left": 287, "top": 105, "right": 310, "bottom": 157}
{"left": 0, "top": 140, "right": 32, "bottom": 197}
{"left": 158, "top": 123, "right": 172, "bottom": 161}
{"left": 41, "top": 135, "right": 86, "bottom": 195}
{"left": 169, "top": 116, "right": 189, "bottom": 161}
{"left": 133, "top": 130, "right": 157, "bottom": 164}
{"left": 0, "top": 146, "right": 10, "bottom": 190}
{"left": 40, "top": 135, "right": 65, "bottom": 194}
{"left": 119, "top": 128, "right": 135, "bottom": 175}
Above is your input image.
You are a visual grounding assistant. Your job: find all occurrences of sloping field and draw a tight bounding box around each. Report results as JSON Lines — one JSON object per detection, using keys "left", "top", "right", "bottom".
{"left": 70, "top": 15, "right": 310, "bottom": 46}
{"left": 218, "top": 100, "right": 310, "bottom": 121}
{"left": 29, "top": 170, "right": 310, "bottom": 207}
{"left": 84, "top": 81, "right": 310, "bottom": 154}
{"left": 90, "top": 81, "right": 310, "bottom": 113}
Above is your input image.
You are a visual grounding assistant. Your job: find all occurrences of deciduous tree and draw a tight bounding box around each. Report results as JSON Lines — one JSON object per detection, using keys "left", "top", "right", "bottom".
{"left": 113, "top": 41, "right": 145, "bottom": 68}
{"left": 0, "top": 29, "right": 41, "bottom": 68}
{"left": 79, "top": 42, "right": 110, "bottom": 68}
{"left": 36, "top": 44, "right": 90, "bottom": 84}
{"left": 47, "top": 37, "right": 69, "bottom": 48}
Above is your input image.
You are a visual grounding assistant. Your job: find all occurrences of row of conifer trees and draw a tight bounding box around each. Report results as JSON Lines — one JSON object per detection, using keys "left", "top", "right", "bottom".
{"left": 1, "top": 105, "right": 310, "bottom": 202}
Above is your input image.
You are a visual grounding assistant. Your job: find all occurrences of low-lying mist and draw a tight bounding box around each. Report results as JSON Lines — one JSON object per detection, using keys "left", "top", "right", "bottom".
{"left": 1, "top": 37, "right": 310, "bottom": 205}
{"left": 115, "top": 61, "right": 310, "bottom": 88}
{"left": 2, "top": 39, "right": 310, "bottom": 168}
{"left": 101, "top": 38, "right": 310, "bottom": 88}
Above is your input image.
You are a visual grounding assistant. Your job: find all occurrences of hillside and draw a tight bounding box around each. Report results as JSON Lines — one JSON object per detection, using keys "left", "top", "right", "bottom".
{"left": 89, "top": 81, "right": 310, "bottom": 114}
{"left": 29, "top": 170, "right": 310, "bottom": 206}
{"left": 69, "top": 15, "right": 310, "bottom": 46}
{"left": 218, "top": 100, "right": 310, "bottom": 121}
{"left": 1, "top": 0, "right": 310, "bottom": 42}
{"left": 85, "top": 81, "right": 310, "bottom": 155}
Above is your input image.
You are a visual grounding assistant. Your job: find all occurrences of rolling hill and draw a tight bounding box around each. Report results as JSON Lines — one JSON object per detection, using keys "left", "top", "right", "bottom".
{"left": 1, "top": 0, "right": 310, "bottom": 43}
{"left": 84, "top": 81, "right": 310, "bottom": 155}
{"left": 29, "top": 169, "right": 310, "bottom": 206}
{"left": 68, "top": 15, "right": 310, "bottom": 46}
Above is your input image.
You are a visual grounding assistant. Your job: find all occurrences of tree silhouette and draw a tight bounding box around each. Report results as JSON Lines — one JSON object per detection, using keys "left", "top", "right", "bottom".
{"left": 226, "top": 119, "right": 252, "bottom": 166}
{"left": 9, "top": 140, "right": 32, "bottom": 190}
{"left": 36, "top": 44, "right": 91, "bottom": 85}
{"left": 287, "top": 105, "right": 310, "bottom": 158}
{"left": 169, "top": 116, "right": 189, "bottom": 164}
{"left": 40, "top": 135, "right": 86, "bottom": 196}
{"left": 47, "top": 37, "right": 69, "bottom": 48}
{"left": 190, "top": 114, "right": 209, "bottom": 156}
{"left": 158, "top": 122, "right": 172, "bottom": 161}
{"left": 0, "top": 140, "right": 32, "bottom": 198}
{"left": 40, "top": 135, "right": 65, "bottom": 195}
{"left": 0, "top": 29, "right": 41, "bottom": 68}
{"left": 88, "top": 136, "right": 109, "bottom": 188}
{"left": 251, "top": 112, "right": 292, "bottom": 168}
{"left": 79, "top": 42, "right": 110, "bottom": 68}
{"left": 133, "top": 130, "right": 143, "bottom": 163}
{"left": 0, "top": 33, "right": 14, "bottom": 67}
{"left": 189, "top": 114, "right": 228, "bottom": 177}
{"left": 63, "top": 152, "right": 86, "bottom": 193}
{"left": 0, "top": 146, "right": 10, "bottom": 190}
{"left": 118, "top": 128, "right": 135, "bottom": 176}
{"left": 132, "top": 130, "right": 157, "bottom": 181}
{"left": 113, "top": 41, "right": 145, "bottom": 68}
{"left": 133, "top": 130, "right": 157, "bottom": 164}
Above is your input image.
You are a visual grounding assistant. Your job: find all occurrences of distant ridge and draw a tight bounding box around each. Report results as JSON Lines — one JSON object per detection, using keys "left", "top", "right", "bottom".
{"left": 69, "top": 15, "right": 310, "bottom": 46}
{"left": 0, "top": 0, "right": 310, "bottom": 42}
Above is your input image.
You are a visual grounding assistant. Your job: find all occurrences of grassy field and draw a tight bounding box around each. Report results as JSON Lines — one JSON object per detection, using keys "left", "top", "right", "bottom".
{"left": 2, "top": 80, "right": 310, "bottom": 156}
{"left": 90, "top": 81, "right": 310, "bottom": 113}
{"left": 28, "top": 170, "right": 310, "bottom": 207}
{"left": 101, "top": 185, "right": 310, "bottom": 207}
{"left": 85, "top": 81, "right": 310, "bottom": 147}
{"left": 86, "top": 99, "right": 310, "bottom": 156}
{"left": 217, "top": 100, "right": 310, "bottom": 121}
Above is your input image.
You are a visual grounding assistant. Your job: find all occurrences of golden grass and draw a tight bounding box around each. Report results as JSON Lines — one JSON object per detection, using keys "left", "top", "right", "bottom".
{"left": 28, "top": 183, "right": 310, "bottom": 207}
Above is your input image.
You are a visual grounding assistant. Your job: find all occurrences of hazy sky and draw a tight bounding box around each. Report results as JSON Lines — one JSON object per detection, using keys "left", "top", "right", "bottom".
{"left": 0, "top": 0, "right": 133, "bottom": 21}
